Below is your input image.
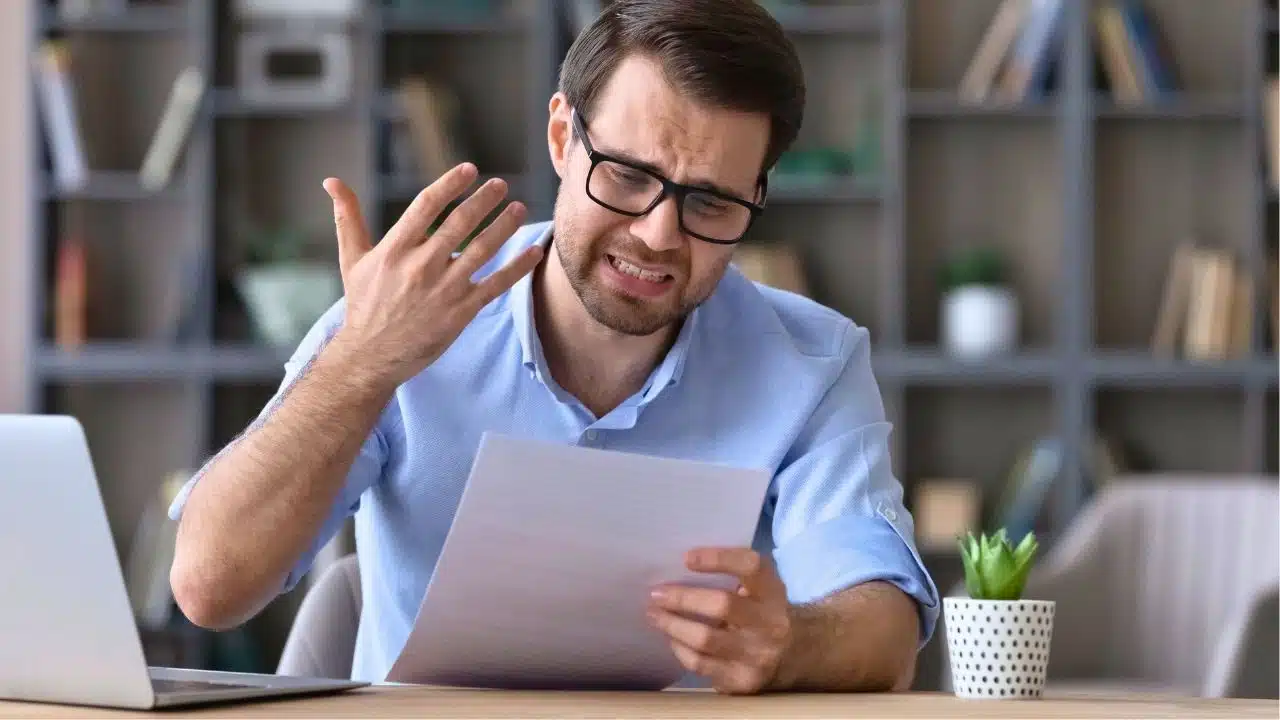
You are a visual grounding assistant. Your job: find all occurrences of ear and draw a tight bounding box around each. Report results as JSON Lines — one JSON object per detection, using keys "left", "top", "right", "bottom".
{"left": 547, "top": 92, "right": 572, "bottom": 180}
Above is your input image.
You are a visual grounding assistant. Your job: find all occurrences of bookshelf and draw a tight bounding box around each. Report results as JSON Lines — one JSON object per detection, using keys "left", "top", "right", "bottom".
{"left": 19, "top": 0, "right": 1279, "bottom": 689}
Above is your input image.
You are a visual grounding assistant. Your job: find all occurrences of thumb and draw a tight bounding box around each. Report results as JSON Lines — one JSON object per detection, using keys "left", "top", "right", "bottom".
{"left": 323, "top": 177, "right": 372, "bottom": 279}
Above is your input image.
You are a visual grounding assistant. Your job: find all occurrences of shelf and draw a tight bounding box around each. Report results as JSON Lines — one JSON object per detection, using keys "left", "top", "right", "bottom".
{"left": 766, "top": 177, "right": 882, "bottom": 204}
{"left": 375, "top": 6, "right": 528, "bottom": 34}
{"left": 36, "top": 344, "right": 289, "bottom": 382}
{"left": 873, "top": 349, "right": 1059, "bottom": 385}
{"left": 1088, "top": 352, "right": 1279, "bottom": 387}
{"left": 40, "top": 5, "right": 189, "bottom": 33}
{"left": 907, "top": 92, "right": 1059, "bottom": 119}
{"left": 768, "top": 5, "right": 881, "bottom": 36}
{"left": 1094, "top": 95, "right": 1247, "bottom": 121}
{"left": 41, "top": 171, "right": 187, "bottom": 202}
{"left": 210, "top": 89, "right": 362, "bottom": 119}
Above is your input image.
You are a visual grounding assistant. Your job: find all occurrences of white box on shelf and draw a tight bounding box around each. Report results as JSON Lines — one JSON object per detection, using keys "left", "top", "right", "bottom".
{"left": 233, "top": 0, "right": 361, "bottom": 21}
{"left": 235, "top": 29, "right": 352, "bottom": 109}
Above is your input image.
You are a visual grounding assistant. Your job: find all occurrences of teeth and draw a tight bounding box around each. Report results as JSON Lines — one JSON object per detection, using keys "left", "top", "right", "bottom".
{"left": 611, "top": 256, "right": 667, "bottom": 283}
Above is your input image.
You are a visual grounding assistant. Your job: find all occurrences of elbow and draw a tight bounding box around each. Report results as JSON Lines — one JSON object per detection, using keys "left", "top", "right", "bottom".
{"left": 169, "top": 544, "right": 275, "bottom": 631}
{"left": 170, "top": 557, "right": 240, "bottom": 631}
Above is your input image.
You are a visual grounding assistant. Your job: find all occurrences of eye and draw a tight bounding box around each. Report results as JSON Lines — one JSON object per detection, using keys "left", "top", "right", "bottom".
{"left": 686, "top": 193, "right": 732, "bottom": 216}
{"left": 606, "top": 163, "right": 651, "bottom": 188}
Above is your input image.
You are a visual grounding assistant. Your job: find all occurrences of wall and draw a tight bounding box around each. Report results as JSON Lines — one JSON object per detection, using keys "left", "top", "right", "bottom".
{"left": 0, "top": 1, "right": 31, "bottom": 414}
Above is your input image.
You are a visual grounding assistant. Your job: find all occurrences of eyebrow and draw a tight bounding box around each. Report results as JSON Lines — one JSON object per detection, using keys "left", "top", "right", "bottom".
{"left": 596, "top": 144, "right": 750, "bottom": 202}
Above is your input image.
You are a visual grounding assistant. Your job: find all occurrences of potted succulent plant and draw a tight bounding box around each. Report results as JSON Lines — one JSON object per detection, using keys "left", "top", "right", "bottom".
{"left": 939, "top": 247, "right": 1019, "bottom": 359}
{"left": 944, "top": 529, "right": 1054, "bottom": 700}
{"left": 235, "top": 224, "right": 342, "bottom": 349}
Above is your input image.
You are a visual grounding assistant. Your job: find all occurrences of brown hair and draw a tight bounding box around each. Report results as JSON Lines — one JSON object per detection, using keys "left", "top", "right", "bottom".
{"left": 557, "top": 0, "right": 805, "bottom": 176}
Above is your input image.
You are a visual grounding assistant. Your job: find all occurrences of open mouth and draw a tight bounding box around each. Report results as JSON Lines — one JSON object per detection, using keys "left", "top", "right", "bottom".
{"left": 606, "top": 254, "right": 672, "bottom": 284}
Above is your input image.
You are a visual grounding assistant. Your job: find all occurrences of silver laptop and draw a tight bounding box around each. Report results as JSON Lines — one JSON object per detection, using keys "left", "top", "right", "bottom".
{"left": 0, "top": 414, "right": 368, "bottom": 710}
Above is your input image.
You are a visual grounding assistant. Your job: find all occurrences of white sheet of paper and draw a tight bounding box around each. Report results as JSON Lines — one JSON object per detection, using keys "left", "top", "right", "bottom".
{"left": 385, "top": 431, "right": 771, "bottom": 690}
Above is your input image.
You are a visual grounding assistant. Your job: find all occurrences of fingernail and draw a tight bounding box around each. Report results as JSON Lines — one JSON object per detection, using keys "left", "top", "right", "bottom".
{"left": 650, "top": 588, "right": 667, "bottom": 601}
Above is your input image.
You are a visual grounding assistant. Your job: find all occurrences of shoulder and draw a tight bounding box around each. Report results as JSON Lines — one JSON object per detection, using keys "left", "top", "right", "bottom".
{"left": 701, "top": 265, "right": 866, "bottom": 366}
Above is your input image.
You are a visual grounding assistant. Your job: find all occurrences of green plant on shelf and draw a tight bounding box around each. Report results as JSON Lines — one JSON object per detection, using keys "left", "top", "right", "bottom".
{"left": 242, "top": 225, "right": 330, "bottom": 267}
{"left": 938, "top": 246, "right": 1007, "bottom": 293}
{"left": 957, "top": 529, "right": 1039, "bottom": 601}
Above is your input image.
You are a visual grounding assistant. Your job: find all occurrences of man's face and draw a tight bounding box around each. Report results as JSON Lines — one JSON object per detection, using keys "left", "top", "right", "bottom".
{"left": 547, "top": 55, "right": 771, "bottom": 337}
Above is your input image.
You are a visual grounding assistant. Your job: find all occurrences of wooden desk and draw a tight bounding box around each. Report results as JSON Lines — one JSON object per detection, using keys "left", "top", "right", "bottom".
{"left": 0, "top": 686, "right": 1275, "bottom": 718}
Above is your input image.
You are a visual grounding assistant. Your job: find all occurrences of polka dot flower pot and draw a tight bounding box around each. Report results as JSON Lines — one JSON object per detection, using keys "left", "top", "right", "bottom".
{"left": 943, "top": 597, "right": 1055, "bottom": 699}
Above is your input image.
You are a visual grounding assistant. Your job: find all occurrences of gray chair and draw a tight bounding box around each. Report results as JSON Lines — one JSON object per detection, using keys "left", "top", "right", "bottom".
{"left": 940, "top": 475, "right": 1279, "bottom": 698}
{"left": 276, "top": 553, "right": 362, "bottom": 679}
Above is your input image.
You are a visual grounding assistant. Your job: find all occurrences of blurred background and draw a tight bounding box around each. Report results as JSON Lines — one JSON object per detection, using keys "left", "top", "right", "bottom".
{"left": 0, "top": 0, "right": 1276, "bottom": 697}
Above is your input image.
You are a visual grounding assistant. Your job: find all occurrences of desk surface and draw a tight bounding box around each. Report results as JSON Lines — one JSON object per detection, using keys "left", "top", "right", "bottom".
{"left": 0, "top": 686, "right": 1275, "bottom": 719}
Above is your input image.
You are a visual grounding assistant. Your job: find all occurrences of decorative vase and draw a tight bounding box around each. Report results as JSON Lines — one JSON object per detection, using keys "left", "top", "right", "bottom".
{"left": 942, "top": 285, "right": 1019, "bottom": 359}
{"left": 235, "top": 261, "right": 342, "bottom": 349}
{"left": 943, "top": 596, "right": 1055, "bottom": 700}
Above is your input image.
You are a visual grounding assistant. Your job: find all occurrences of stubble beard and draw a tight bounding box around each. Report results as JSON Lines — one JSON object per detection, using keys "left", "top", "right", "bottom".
{"left": 553, "top": 193, "right": 727, "bottom": 337}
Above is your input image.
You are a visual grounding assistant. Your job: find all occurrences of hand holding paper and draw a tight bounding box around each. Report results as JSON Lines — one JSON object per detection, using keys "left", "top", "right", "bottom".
{"left": 647, "top": 547, "right": 794, "bottom": 695}
{"left": 385, "top": 433, "right": 771, "bottom": 691}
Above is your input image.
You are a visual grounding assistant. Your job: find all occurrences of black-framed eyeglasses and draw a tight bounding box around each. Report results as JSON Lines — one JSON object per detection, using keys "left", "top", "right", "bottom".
{"left": 571, "top": 109, "right": 766, "bottom": 245}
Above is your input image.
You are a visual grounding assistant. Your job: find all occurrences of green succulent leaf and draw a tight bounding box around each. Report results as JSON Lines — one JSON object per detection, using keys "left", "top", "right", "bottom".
{"left": 956, "top": 529, "right": 1039, "bottom": 601}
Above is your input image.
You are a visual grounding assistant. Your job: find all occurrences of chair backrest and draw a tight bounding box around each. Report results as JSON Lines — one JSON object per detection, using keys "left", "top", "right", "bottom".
{"left": 276, "top": 553, "right": 362, "bottom": 679}
{"left": 1041, "top": 476, "right": 1279, "bottom": 693}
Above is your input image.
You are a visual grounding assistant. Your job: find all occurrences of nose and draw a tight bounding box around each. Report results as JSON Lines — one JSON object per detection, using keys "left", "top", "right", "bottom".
{"left": 628, "top": 194, "right": 685, "bottom": 253}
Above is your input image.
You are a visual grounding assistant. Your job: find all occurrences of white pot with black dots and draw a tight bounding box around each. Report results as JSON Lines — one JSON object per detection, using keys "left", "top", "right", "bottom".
{"left": 943, "top": 597, "right": 1055, "bottom": 699}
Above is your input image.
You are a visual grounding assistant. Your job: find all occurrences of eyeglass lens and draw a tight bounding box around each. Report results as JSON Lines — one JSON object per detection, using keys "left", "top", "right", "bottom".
{"left": 588, "top": 159, "right": 753, "bottom": 243}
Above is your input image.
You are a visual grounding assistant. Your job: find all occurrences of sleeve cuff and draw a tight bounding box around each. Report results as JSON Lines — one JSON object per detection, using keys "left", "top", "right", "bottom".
{"left": 771, "top": 508, "right": 941, "bottom": 648}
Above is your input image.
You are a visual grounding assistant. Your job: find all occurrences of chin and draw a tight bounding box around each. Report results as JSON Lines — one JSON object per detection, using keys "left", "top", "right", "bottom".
{"left": 582, "top": 284, "right": 685, "bottom": 337}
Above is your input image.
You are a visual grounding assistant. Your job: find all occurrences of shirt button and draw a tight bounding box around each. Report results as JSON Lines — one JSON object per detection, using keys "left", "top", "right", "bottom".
{"left": 584, "top": 430, "right": 598, "bottom": 443}
{"left": 881, "top": 505, "right": 898, "bottom": 522}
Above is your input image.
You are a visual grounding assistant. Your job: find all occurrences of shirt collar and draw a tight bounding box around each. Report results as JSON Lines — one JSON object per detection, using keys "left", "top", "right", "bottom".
{"left": 509, "top": 225, "right": 699, "bottom": 397}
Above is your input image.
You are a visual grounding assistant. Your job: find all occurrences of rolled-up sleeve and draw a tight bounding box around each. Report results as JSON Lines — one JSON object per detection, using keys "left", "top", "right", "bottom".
{"left": 768, "top": 322, "right": 940, "bottom": 647}
{"left": 167, "top": 299, "right": 388, "bottom": 594}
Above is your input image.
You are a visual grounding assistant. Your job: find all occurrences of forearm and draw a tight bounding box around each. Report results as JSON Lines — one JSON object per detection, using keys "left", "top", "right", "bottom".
{"left": 770, "top": 581, "right": 921, "bottom": 692}
{"left": 170, "top": 333, "right": 393, "bottom": 630}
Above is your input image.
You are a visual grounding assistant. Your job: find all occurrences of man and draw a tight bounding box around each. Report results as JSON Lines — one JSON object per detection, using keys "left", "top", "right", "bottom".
{"left": 168, "top": 0, "right": 939, "bottom": 695}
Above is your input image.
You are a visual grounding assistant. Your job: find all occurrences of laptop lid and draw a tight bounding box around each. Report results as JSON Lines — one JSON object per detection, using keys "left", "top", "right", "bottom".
{"left": 0, "top": 414, "right": 156, "bottom": 709}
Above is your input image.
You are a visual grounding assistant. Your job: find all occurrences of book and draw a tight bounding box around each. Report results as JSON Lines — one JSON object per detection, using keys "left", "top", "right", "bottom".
{"left": 913, "top": 478, "right": 981, "bottom": 550}
{"left": 1227, "top": 272, "right": 1254, "bottom": 359}
{"left": 997, "top": 0, "right": 1065, "bottom": 101}
{"left": 1116, "top": 0, "right": 1178, "bottom": 99}
{"left": 959, "top": 0, "right": 1030, "bottom": 103}
{"left": 732, "top": 244, "right": 809, "bottom": 297}
{"left": 397, "top": 77, "right": 465, "bottom": 181}
{"left": 1183, "top": 248, "right": 1236, "bottom": 362}
{"left": 1093, "top": 2, "right": 1144, "bottom": 104}
{"left": 53, "top": 230, "right": 87, "bottom": 348}
{"left": 32, "top": 41, "right": 88, "bottom": 191}
{"left": 1151, "top": 241, "right": 1196, "bottom": 356}
{"left": 140, "top": 67, "right": 206, "bottom": 192}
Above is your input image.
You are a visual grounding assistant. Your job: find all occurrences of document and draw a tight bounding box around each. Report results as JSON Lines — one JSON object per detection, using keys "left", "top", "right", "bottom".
{"left": 386, "top": 432, "right": 771, "bottom": 690}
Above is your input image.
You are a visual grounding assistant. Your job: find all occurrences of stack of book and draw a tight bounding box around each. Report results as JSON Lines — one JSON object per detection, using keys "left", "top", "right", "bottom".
{"left": 1151, "top": 244, "right": 1271, "bottom": 361}
{"left": 958, "top": 0, "right": 1179, "bottom": 104}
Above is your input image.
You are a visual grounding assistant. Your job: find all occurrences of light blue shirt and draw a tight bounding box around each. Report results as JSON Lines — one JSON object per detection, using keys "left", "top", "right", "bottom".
{"left": 170, "top": 220, "right": 939, "bottom": 683}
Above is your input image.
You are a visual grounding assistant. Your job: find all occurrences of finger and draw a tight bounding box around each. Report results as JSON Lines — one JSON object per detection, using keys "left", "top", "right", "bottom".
{"left": 468, "top": 243, "right": 543, "bottom": 309}
{"left": 449, "top": 199, "right": 528, "bottom": 281}
{"left": 424, "top": 177, "right": 510, "bottom": 261}
{"left": 322, "top": 177, "right": 372, "bottom": 279}
{"left": 686, "top": 548, "right": 787, "bottom": 601}
{"left": 667, "top": 641, "right": 766, "bottom": 695}
{"left": 384, "top": 162, "right": 478, "bottom": 253}
{"left": 650, "top": 585, "right": 759, "bottom": 628}
{"left": 648, "top": 608, "right": 743, "bottom": 659}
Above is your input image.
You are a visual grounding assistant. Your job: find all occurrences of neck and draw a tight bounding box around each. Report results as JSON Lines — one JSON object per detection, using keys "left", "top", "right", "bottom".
{"left": 532, "top": 241, "right": 679, "bottom": 419}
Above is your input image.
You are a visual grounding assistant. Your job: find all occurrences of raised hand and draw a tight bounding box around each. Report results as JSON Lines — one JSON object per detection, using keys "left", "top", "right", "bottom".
{"left": 647, "top": 548, "right": 794, "bottom": 695}
{"left": 322, "top": 163, "right": 543, "bottom": 389}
